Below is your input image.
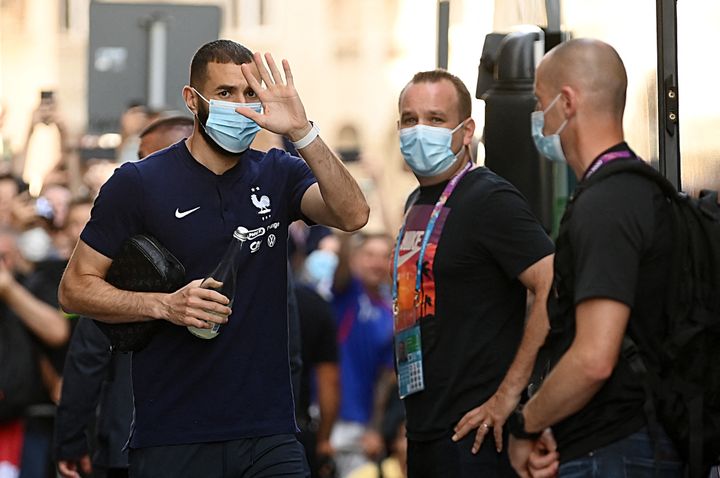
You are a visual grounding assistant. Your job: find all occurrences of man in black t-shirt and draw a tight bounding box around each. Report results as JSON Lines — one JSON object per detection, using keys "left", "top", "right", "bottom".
{"left": 395, "top": 69, "right": 554, "bottom": 477}
{"left": 294, "top": 282, "right": 339, "bottom": 478}
{"left": 507, "top": 39, "right": 684, "bottom": 477}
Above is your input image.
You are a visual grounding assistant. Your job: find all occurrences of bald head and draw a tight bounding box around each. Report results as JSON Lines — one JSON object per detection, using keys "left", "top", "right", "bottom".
{"left": 537, "top": 39, "right": 627, "bottom": 120}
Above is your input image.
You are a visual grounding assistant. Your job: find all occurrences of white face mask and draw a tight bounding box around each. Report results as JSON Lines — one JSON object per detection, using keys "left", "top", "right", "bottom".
{"left": 17, "top": 227, "right": 54, "bottom": 262}
{"left": 399, "top": 120, "right": 467, "bottom": 177}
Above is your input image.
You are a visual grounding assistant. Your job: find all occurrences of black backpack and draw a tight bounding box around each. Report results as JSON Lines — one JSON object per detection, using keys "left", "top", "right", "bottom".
{"left": 544, "top": 159, "right": 720, "bottom": 477}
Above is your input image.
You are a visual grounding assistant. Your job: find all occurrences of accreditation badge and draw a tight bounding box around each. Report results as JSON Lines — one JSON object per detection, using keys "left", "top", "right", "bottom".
{"left": 395, "top": 325, "right": 425, "bottom": 398}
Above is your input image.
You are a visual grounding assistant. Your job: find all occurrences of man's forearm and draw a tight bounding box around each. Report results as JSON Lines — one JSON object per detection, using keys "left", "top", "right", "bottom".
{"left": 297, "top": 136, "right": 368, "bottom": 231}
{"left": 60, "top": 272, "right": 165, "bottom": 324}
{"left": 4, "top": 282, "right": 69, "bottom": 347}
{"left": 370, "top": 369, "right": 396, "bottom": 431}
{"left": 522, "top": 298, "right": 629, "bottom": 433}
{"left": 522, "top": 347, "right": 607, "bottom": 433}
{"left": 496, "top": 290, "right": 550, "bottom": 400}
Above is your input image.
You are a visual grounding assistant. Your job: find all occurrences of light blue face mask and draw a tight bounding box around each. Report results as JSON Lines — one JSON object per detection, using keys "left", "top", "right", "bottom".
{"left": 302, "top": 249, "right": 338, "bottom": 288}
{"left": 399, "top": 120, "right": 466, "bottom": 177}
{"left": 531, "top": 94, "right": 568, "bottom": 162}
{"left": 193, "top": 88, "right": 262, "bottom": 154}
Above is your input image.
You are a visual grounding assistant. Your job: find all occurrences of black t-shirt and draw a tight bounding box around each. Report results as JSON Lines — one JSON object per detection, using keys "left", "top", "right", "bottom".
{"left": 295, "top": 283, "right": 338, "bottom": 424}
{"left": 399, "top": 167, "right": 554, "bottom": 441}
{"left": 550, "top": 150, "right": 674, "bottom": 461}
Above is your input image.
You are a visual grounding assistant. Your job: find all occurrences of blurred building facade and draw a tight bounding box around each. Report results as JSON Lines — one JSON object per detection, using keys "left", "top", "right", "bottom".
{"left": 1, "top": 0, "right": 718, "bottom": 231}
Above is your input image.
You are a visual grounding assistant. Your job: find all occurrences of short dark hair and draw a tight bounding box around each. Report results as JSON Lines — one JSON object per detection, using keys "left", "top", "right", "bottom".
{"left": 400, "top": 69, "right": 472, "bottom": 122}
{"left": 139, "top": 115, "right": 194, "bottom": 138}
{"left": 190, "top": 40, "right": 254, "bottom": 89}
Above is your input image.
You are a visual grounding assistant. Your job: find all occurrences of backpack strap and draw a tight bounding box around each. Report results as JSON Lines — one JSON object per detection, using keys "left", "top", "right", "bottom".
{"left": 574, "top": 158, "right": 678, "bottom": 200}
{"left": 574, "top": 158, "right": 691, "bottom": 326}
{"left": 621, "top": 336, "right": 663, "bottom": 467}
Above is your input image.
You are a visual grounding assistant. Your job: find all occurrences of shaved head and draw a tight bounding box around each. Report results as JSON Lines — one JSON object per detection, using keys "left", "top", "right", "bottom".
{"left": 537, "top": 39, "right": 627, "bottom": 120}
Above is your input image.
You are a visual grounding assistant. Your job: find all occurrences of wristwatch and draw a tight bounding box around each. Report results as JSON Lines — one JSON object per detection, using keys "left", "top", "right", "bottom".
{"left": 507, "top": 407, "right": 542, "bottom": 440}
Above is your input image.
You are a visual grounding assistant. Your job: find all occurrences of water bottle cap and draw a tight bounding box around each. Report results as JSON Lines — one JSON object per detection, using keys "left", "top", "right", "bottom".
{"left": 233, "top": 226, "right": 249, "bottom": 241}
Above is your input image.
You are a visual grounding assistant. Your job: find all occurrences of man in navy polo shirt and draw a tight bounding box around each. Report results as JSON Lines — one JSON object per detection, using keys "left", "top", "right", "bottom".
{"left": 58, "top": 39, "right": 369, "bottom": 477}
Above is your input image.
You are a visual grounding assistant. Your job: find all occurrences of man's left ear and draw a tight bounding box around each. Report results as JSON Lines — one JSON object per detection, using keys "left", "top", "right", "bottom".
{"left": 560, "top": 86, "right": 577, "bottom": 118}
{"left": 462, "top": 118, "right": 475, "bottom": 146}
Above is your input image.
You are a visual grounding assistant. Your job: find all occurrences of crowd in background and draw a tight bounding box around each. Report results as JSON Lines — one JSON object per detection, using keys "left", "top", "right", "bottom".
{"left": 0, "top": 94, "right": 406, "bottom": 478}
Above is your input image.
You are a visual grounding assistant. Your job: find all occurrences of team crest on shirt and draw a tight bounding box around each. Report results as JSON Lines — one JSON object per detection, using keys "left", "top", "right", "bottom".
{"left": 250, "top": 186, "right": 271, "bottom": 220}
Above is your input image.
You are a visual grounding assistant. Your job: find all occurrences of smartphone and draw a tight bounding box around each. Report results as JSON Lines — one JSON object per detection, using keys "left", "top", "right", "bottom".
{"left": 38, "top": 90, "right": 56, "bottom": 124}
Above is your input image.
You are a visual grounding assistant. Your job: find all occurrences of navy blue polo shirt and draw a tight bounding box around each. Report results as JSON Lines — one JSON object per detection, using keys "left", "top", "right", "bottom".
{"left": 81, "top": 140, "right": 316, "bottom": 447}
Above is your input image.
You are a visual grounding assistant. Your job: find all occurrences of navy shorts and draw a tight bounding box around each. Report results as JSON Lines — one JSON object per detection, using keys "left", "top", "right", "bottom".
{"left": 129, "top": 434, "right": 310, "bottom": 478}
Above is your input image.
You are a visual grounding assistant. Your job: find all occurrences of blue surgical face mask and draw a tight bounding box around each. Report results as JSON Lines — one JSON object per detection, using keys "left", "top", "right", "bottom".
{"left": 193, "top": 88, "right": 262, "bottom": 154}
{"left": 399, "top": 120, "right": 467, "bottom": 177}
{"left": 531, "top": 94, "right": 568, "bottom": 162}
{"left": 302, "top": 249, "right": 338, "bottom": 289}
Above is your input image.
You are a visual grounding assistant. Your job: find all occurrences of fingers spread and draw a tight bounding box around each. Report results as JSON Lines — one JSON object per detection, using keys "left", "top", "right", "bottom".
{"left": 241, "top": 62, "right": 264, "bottom": 95}
{"left": 282, "top": 59, "right": 294, "bottom": 86}
{"left": 253, "top": 52, "right": 274, "bottom": 87}
{"left": 264, "top": 53, "right": 284, "bottom": 86}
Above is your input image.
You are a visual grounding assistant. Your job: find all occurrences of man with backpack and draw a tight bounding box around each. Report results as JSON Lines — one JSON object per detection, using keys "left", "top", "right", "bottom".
{"left": 507, "top": 38, "right": 686, "bottom": 476}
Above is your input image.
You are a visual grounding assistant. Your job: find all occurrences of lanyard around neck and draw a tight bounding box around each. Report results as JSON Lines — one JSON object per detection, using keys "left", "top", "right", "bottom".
{"left": 392, "top": 161, "right": 472, "bottom": 305}
{"left": 582, "top": 150, "right": 634, "bottom": 181}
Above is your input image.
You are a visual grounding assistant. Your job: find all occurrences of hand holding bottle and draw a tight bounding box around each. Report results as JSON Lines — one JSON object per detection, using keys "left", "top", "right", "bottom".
{"left": 189, "top": 278, "right": 232, "bottom": 339}
{"left": 160, "top": 279, "right": 231, "bottom": 330}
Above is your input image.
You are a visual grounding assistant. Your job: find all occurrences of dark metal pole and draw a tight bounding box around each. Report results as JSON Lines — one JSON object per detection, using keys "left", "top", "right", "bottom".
{"left": 437, "top": 1, "right": 449, "bottom": 69}
{"left": 545, "top": 0, "right": 561, "bottom": 32}
{"left": 656, "top": 0, "right": 681, "bottom": 188}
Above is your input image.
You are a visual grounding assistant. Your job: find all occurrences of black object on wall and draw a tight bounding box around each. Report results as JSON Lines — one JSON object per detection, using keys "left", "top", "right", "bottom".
{"left": 656, "top": 0, "right": 681, "bottom": 189}
{"left": 87, "top": 2, "right": 220, "bottom": 133}
{"left": 480, "top": 30, "right": 554, "bottom": 232}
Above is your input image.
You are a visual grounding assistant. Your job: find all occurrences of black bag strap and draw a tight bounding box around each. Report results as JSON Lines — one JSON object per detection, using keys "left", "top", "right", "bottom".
{"left": 573, "top": 159, "right": 678, "bottom": 201}
{"left": 621, "top": 336, "right": 663, "bottom": 471}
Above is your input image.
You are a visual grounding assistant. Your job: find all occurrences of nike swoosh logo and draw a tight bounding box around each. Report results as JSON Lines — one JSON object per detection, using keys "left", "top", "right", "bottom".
{"left": 175, "top": 206, "right": 200, "bottom": 219}
{"left": 398, "top": 248, "right": 421, "bottom": 267}
{"left": 397, "top": 230, "right": 424, "bottom": 267}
